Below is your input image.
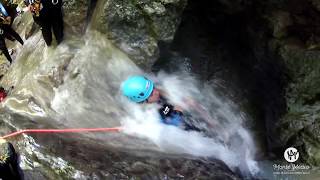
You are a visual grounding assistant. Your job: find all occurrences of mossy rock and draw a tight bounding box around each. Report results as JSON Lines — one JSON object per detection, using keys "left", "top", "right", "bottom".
{"left": 93, "top": 0, "right": 187, "bottom": 69}
{"left": 277, "top": 44, "right": 320, "bottom": 165}
{"left": 63, "top": 0, "right": 89, "bottom": 34}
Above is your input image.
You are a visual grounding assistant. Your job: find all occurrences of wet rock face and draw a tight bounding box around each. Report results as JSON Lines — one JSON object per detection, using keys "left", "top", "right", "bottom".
{"left": 158, "top": 0, "right": 320, "bottom": 164}
{"left": 0, "top": 2, "right": 241, "bottom": 178}
{"left": 276, "top": 38, "right": 320, "bottom": 164}
{"left": 31, "top": 134, "right": 240, "bottom": 179}
{"left": 157, "top": 0, "right": 287, "bottom": 157}
{"left": 63, "top": 0, "right": 89, "bottom": 34}
{"left": 93, "top": 0, "right": 187, "bottom": 69}
{"left": 264, "top": 0, "right": 320, "bottom": 165}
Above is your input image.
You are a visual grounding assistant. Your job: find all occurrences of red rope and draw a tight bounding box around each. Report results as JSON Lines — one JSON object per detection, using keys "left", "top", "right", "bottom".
{"left": 0, "top": 127, "right": 123, "bottom": 139}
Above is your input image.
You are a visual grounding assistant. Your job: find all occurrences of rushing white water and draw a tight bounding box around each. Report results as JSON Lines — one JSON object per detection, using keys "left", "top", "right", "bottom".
{"left": 48, "top": 30, "right": 260, "bottom": 175}
{"left": 2, "top": 12, "right": 260, "bottom": 176}
{"left": 120, "top": 73, "right": 260, "bottom": 175}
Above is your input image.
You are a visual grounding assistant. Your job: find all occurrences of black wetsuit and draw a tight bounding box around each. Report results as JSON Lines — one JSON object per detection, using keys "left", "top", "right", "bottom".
{"left": 0, "top": 142, "right": 22, "bottom": 180}
{"left": 157, "top": 96, "right": 200, "bottom": 131}
{"left": 0, "top": 25, "right": 23, "bottom": 64}
{"left": 0, "top": 27, "right": 11, "bottom": 63}
{"left": 24, "top": 0, "right": 64, "bottom": 46}
{"left": 1, "top": 24, "right": 23, "bottom": 45}
{"left": 0, "top": 5, "right": 23, "bottom": 63}
{"left": 158, "top": 96, "right": 176, "bottom": 122}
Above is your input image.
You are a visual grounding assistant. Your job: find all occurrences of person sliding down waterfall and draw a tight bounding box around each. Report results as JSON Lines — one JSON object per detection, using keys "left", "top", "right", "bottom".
{"left": 121, "top": 75, "right": 212, "bottom": 131}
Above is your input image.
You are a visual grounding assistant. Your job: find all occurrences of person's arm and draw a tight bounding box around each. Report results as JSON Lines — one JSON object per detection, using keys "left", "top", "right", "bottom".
{"left": 158, "top": 89, "right": 184, "bottom": 113}
{"left": 4, "top": 16, "right": 11, "bottom": 24}
{"left": 0, "top": 2, "right": 9, "bottom": 17}
{"left": 185, "top": 97, "right": 230, "bottom": 141}
{"left": 0, "top": 15, "right": 10, "bottom": 24}
{"left": 173, "top": 106, "right": 183, "bottom": 112}
{"left": 184, "top": 98, "right": 219, "bottom": 127}
{"left": 24, "top": 0, "right": 39, "bottom": 16}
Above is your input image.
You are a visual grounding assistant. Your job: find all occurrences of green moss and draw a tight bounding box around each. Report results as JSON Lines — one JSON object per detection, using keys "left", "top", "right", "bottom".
{"left": 279, "top": 45, "right": 320, "bottom": 165}
{"left": 132, "top": 0, "right": 159, "bottom": 39}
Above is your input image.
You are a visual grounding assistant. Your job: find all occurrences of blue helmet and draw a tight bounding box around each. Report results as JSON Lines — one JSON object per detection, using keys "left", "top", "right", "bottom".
{"left": 121, "top": 76, "right": 154, "bottom": 103}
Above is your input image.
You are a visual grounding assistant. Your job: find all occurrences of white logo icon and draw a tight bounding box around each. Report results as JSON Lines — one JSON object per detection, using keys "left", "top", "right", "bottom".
{"left": 163, "top": 107, "right": 170, "bottom": 115}
{"left": 284, "top": 147, "right": 299, "bottom": 163}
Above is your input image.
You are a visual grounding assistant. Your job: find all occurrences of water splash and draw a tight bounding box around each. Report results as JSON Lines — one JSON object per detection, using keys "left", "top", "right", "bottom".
{"left": 120, "top": 73, "right": 260, "bottom": 176}
{"left": 3, "top": 25, "right": 259, "bottom": 176}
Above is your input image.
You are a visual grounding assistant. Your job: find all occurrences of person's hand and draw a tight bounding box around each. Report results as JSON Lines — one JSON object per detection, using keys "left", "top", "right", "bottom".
{"left": 173, "top": 106, "right": 183, "bottom": 112}
{"left": 28, "top": 5, "right": 34, "bottom": 12}
{"left": 183, "top": 97, "right": 198, "bottom": 108}
{"left": 4, "top": 16, "right": 11, "bottom": 24}
{"left": 29, "top": 5, "right": 38, "bottom": 14}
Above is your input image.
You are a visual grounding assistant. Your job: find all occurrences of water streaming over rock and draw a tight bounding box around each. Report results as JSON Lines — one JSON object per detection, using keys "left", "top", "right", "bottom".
{"left": 0, "top": 3, "right": 263, "bottom": 179}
